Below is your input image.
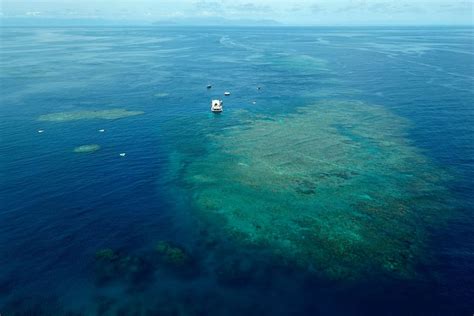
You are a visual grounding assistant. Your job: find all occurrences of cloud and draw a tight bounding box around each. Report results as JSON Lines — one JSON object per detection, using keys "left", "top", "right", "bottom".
{"left": 194, "top": 0, "right": 223, "bottom": 10}
{"left": 191, "top": 0, "right": 273, "bottom": 19}
{"left": 194, "top": 1, "right": 271, "bottom": 14}
{"left": 309, "top": 3, "right": 328, "bottom": 14}
{"left": 437, "top": 0, "right": 473, "bottom": 13}
{"left": 232, "top": 3, "right": 272, "bottom": 13}
{"left": 25, "top": 11, "right": 41, "bottom": 16}
{"left": 336, "top": 1, "right": 425, "bottom": 14}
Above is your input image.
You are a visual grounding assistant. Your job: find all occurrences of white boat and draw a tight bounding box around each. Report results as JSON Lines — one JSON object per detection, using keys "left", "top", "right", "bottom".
{"left": 224, "top": 91, "right": 231, "bottom": 96}
{"left": 211, "top": 99, "right": 223, "bottom": 112}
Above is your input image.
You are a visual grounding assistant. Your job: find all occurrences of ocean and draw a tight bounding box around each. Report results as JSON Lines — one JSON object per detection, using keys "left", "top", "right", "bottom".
{"left": 0, "top": 26, "right": 473, "bottom": 315}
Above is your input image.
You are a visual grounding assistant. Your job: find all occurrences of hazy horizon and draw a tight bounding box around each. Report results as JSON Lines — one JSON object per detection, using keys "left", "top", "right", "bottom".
{"left": 1, "top": 0, "right": 473, "bottom": 26}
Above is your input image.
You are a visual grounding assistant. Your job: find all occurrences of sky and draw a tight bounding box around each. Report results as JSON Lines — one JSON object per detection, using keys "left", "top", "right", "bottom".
{"left": 1, "top": 0, "right": 473, "bottom": 25}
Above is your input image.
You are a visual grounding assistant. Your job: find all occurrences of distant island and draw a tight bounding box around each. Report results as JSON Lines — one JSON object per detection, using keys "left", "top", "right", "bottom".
{"left": 0, "top": 17, "right": 281, "bottom": 27}
{"left": 153, "top": 17, "right": 281, "bottom": 27}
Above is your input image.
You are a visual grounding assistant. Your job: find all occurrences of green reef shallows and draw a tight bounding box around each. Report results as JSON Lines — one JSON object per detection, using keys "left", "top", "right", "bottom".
{"left": 38, "top": 109, "right": 144, "bottom": 122}
{"left": 180, "top": 100, "right": 453, "bottom": 280}
{"left": 73, "top": 144, "right": 101, "bottom": 153}
{"left": 272, "top": 54, "right": 329, "bottom": 74}
{"left": 154, "top": 93, "right": 169, "bottom": 98}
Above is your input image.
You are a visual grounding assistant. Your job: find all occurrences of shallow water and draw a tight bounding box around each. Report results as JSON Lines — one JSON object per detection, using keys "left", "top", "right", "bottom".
{"left": 0, "top": 26, "right": 473, "bottom": 315}
{"left": 184, "top": 100, "right": 453, "bottom": 280}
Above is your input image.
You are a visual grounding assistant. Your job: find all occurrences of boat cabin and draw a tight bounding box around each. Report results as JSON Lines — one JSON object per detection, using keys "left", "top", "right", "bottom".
{"left": 211, "top": 100, "right": 223, "bottom": 112}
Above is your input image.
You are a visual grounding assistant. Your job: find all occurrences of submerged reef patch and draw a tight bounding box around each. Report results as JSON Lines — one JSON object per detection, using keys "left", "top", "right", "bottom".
{"left": 154, "top": 241, "right": 198, "bottom": 277}
{"left": 94, "top": 248, "right": 153, "bottom": 288}
{"left": 73, "top": 144, "right": 101, "bottom": 153}
{"left": 155, "top": 241, "right": 190, "bottom": 267}
{"left": 38, "top": 109, "right": 144, "bottom": 122}
{"left": 272, "top": 54, "right": 329, "bottom": 74}
{"left": 180, "top": 100, "right": 452, "bottom": 280}
{"left": 92, "top": 242, "right": 198, "bottom": 290}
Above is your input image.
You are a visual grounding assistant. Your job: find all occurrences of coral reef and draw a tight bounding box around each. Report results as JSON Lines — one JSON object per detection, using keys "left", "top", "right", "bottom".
{"left": 215, "top": 257, "right": 256, "bottom": 286}
{"left": 73, "top": 144, "right": 101, "bottom": 153}
{"left": 94, "top": 249, "right": 152, "bottom": 287}
{"left": 154, "top": 241, "right": 199, "bottom": 277}
{"left": 93, "top": 242, "right": 199, "bottom": 290}
{"left": 155, "top": 241, "right": 188, "bottom": 265}
{"left": 180, "top": 100, "right": 452, "bottom": 280}
{"left": 95, "top": 248, "right": 118, "bottom": 262}
{"left": 38, "top": 109, "right": 144, "bottom": 122}
{"left": 155, "top": 241, "right": 191, "bottom": 267}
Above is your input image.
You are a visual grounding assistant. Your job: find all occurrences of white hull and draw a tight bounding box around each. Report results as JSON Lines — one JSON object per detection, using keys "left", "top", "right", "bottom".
{"left": 211, "top": 99, "right": 223, "bottom": 112}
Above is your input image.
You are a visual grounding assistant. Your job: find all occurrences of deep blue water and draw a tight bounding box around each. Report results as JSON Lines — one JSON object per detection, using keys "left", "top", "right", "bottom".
{"left": 0, "top": 26, "right": 473, "bottom": 315}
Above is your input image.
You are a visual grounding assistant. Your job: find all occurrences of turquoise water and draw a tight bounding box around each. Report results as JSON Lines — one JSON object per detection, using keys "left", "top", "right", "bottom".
{"left": 0, "top": 26, "right": 473, "bottom": 315}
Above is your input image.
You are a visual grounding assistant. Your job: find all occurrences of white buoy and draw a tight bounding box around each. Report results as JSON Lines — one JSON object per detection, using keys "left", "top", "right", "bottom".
{"left": 38, "top": 130, "right": 44, "bottom": 133}
{"left": 119, "top": 153, "right": 126, "bottom": 157}
{"left": 99, "top": 129, "right": 105, "bottom": 133}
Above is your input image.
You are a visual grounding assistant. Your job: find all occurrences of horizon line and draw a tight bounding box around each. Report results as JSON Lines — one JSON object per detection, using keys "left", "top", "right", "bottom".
{"left": 1, "top": 24, "right": 473, "bottom": 27}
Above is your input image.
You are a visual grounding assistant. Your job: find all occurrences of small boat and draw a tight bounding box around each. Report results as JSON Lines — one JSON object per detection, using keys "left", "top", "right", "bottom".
{"left": 38, "top": 130, "right": 44, "bottom": 133}
{"left": 207, "top": 84, "right": 212, "bottom": 89}
{"left": 99, "top": 129, "right": 105, "bottom": 133}
{"left": 224, "top": 91, "right": 231, "bottom": 96}
{"left": 211, "top": 99, "right": 223, "bottom": 113}
{"left": 119, "top": 153, "right": 126, "bottom": 157}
